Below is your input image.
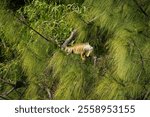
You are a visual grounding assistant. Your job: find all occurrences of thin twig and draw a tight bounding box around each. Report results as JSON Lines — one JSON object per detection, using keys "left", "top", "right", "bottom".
{"left": 144, "top": 90, "right": 150, "bottom": 100}
{"left": 3, "top": 87, "right": 15, "bottom": 96}
{"left": 132, "top": 39, "right": 146, "bottom": 73}
{"left": 133, "top": 0, "right": 149, "bottom": 17}
{"left": 0, "top": 95, "right": 9, "bottom": 100}
{"left": 0, "top": 78, "right": 15, "bottom": 86}
{"left": 15, "top": 15, "right": 79, "bottom": 48}
{"left": 15, "top": 15, "right": 60, "bottom": 47}
{"left": 45, "top": 88, "right": 52, "bottom": 99}
{"left": 19, "top": 87, "right": 27, "bottom": 100}
{"left": 16, "top": 16, "right": 52, "bottom": 42}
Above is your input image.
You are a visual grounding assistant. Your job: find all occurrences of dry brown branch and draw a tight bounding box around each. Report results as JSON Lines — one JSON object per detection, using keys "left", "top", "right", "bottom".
{"left": 61, "top": 29, "right": 77, "bottom": 49}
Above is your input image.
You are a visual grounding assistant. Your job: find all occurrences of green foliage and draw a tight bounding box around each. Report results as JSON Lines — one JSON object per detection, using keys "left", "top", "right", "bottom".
{"left": 0, "top": 0, "right": 150, "bottom": 100}
{"left": 83, "top": 0, "right": 150, "bottom": 99}
{"left": 48, "top": 51, "right": 97, "bottom": 99}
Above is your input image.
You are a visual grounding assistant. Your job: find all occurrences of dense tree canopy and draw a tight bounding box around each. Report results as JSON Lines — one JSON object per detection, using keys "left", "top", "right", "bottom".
{"left": 0, "top": 0, "right": 150, "bottom": 99}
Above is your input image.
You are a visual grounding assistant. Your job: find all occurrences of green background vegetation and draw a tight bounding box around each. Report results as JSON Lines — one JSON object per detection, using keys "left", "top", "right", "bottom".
{"left": 0, "top": 0, "right": 150, "bottom": 99}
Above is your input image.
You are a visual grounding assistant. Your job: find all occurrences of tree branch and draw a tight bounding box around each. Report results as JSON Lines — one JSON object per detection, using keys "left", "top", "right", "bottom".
{"left": 2, "top": 87, "right": 15, "bottom": 96}
{"left": 61, "top": 16, "right": 97, "bottom": 50}
{"left": 133, "top": 0, "right": 149, "bottom": 17}
{"left": 45, "top": 88, "right": 52, "bottom": 99}
{"left": 0, "top": 95, "right": 9, "bottom": 100}
{"left": 0, "top": 78, "right": 15, "bottom": 86}
{"left": 15, "top": 15, "right": 97, "bottom": 63}
{"left": 132, "top": 39, "right": 146, "bottom": 73}
{"left": 61, "top": 29, "right": 77, "bottom": 49}
{"left": 15, "top": 15, "right": 60, "bottom": 47}
{"left": 19, "top": 87, "right": 27, "bottom": 99}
